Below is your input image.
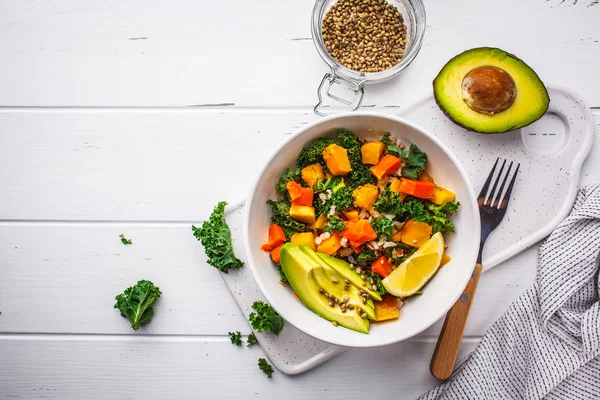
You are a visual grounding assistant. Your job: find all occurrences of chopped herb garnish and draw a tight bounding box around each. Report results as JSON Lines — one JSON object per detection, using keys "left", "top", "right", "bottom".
{"left": 258, "top": 358, "right": 274, "bottom": 378}
{"left": 119, "top": 234, "right": 133, "bottom": 245}
{"left": 249, "top": 301, "right": 284, "bottom": 336}
{"left": 247, "top": 333, "right": 259, "bottom": 347}
{"left": 228, "top": 331, "right": 242, "bottom": 346}
{"left": 192, "top": 201, "right": 244, "bottom": 273}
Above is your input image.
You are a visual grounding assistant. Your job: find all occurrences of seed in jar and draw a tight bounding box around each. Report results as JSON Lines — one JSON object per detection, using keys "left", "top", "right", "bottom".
{"left": 322, "top": 0, "right": 407, "bottom": 73}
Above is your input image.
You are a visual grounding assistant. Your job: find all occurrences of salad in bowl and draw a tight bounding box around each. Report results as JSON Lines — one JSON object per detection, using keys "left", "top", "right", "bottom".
{"left": 244, "top": 113, "right": 479, "bottom": 347}
{"left": 260, "top": 129, "right": 459, "bottom": 334}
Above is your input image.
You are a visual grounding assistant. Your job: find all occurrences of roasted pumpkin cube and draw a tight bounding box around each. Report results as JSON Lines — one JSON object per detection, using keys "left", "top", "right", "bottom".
{"left": 291, "top": 232, "right": 317, "bottom": 251}
{"left": 352, "top": 184, "right": 379, "bottom": 210}
{"left": 431, "top": 186, "right": 456, "bottom": 205}
{"left": 343, "top": 209, "right": 359, "bottom": 221}
{"left": 361, "top": 141, "right": 386, "bottom": 165}
{"left": 322, "top": 144, "right": 352, "bottom": 176}
{"left": 389, "top": 178, "right": 402, "bottom": 194}
{"left": 301, "top": 164, "right": 325, "bottom": 188}
{"left": 289, "top": 205, "right": 316, "bottom": 224}
{"left": 401, "top": 219, "right": 433, "bottom": 248}
{"left": 317, "top": 233, "right": 341, "bottom": 255}
{"left": 374, "top": 295, "right": 400, "bottom": 322}
{"left": 310, "top": 214, "right": 327, "bottom": 231}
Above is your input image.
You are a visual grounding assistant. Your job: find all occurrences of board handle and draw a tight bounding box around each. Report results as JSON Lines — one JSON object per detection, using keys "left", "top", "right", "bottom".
{"left": 430, "top": 263, "right": 482, "bottom": 380}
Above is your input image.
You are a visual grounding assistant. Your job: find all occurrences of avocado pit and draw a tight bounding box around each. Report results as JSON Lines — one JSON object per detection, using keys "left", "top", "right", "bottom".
{"left": 461, "top": 65, "right": 516, "bottom": 115}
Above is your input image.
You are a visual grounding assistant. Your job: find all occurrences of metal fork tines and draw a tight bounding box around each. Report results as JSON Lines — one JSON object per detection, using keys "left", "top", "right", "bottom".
{"left": 477, "top": 158, "right": 520, "bottom": 263}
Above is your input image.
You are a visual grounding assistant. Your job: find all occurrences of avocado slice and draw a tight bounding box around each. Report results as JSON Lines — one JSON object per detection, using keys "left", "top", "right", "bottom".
{"left": 433, "top": 47, "right": 549, "bottom": 133}
{"left": 316, "top": 253, "right": 382, "bottom": 301}
{"left": 308, "top": 255, "right": 376, "bottom": 320}
{"left": 280, "top": 243, "right": 369, "bottom": 334}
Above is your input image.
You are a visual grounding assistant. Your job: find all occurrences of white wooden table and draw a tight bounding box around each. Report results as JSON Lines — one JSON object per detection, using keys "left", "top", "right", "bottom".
{"left": 0, "top": 1, "right": 598, "bottom": 398}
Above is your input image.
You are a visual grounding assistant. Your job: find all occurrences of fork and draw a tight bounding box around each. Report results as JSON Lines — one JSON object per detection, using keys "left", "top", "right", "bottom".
{"left": 430, "top": 158, "right": 520, "bottom": 380}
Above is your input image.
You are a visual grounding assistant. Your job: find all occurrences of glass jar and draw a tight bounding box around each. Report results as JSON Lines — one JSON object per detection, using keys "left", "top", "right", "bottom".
{"left": 311, "top": 0, "right": 426, "bottom": 115}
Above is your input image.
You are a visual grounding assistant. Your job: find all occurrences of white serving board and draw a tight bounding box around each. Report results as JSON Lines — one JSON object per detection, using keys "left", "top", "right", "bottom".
{"left": 221, "top": 86, "right": 595, "bottom": 374}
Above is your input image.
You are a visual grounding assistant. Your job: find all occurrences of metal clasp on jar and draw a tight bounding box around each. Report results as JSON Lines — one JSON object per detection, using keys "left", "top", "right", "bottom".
{"left": 314, "top": 69, "right": 365, "bottom": 117}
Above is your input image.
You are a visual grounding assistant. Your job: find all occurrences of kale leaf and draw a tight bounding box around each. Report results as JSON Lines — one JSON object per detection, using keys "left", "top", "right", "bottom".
{"left": 373, "top": 189, "right": 426, "bottom": 220}
{"left": 423, "top": 201, "right": 461, "bottom": 233}
{"left": 275, "top": 167, "right": 300, "bottom": 194}
{"left": 324, "top": 215, "right": 345, "bottom": 232}
{"left": 266, "top": 199, "right": 306, "bottom": 240}
{"left": 400, "top": 144, "right": 427, "bottom": 180}
{"left": 192, "top": 201, "right": 244, "bottom": 273}
{"left": 373, "top": 189, "right": 459, "bottom": 233}
{"left": 247, "top": 333, "right": 259, "bottom": 347}
{"left": 278, "top": 266, "right": 288, "bottom": 284}
{"left": 371, "top": 274, "right": 389, "bottom": 297}
{"left": 381, "top": 132, "right": 394, "bottom": 146}
{"left": 296, "top": 136, "right": 336, "bottom": 168}
{"left": 356, "top": 247, "right": 379, "bottom": 265}
{"left": 258, "top": 358, "right": 274, "bottom": 378}
{"left": 371, "top": 217, "right": 394, "bottom": 238}
{"left": 336, "top": 128, "right": 362, "bottom": 165}
{"left": 314, "top": 177, "right": 345, "bottom": 193}
{"left": 228, "top": 331, "right": 242, "bottom": 346}
{"left": 348, "top": 163, "right": 376, "bottom": 188}
{"left": 249, "top": 301, "right": 284, "bottom": 336}
{"left": 114, "top": 279, "right": 162, "bottom": 331}
{"left": 119, "top": 234, "right": 133, "bottom": 245}
{"left": 314, "top": 179, "right": 353, "bottom": 216}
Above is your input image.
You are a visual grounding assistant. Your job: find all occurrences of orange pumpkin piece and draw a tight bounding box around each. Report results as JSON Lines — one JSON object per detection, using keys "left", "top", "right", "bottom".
{"left": 374, "top": 295, "right": 400, "bottom": 322}
{"left": 286, "top": 181, "right": 314, "bottom": 206}
{"left": 260, "top": 224, "right": 286, "bottom": 252}
{"left": 342, "top": 209, "right": 359, "bottom": 221}
{"left": 301, "top": 164, "right": 325, "bottom": 188}
{"left": 398, "top": 178, "right": 435, "bottom": 199}
{"left": 342, "top": 219, "right": 377, "bottom": 248}
{"left": 270, "top": 243, "right": 285, "bottom": 264}
{"left": 371, "top": 255, "right": 393, "bottom": 278}
{"left": 322, "top": 144, "right": 352, "bottom": 176}
{"left": 361, "top": 141, "right": 386, "bottom": 165}
{"left": 371, "top": 154, "right": 401, "bottom": 180}
{"left": 317, "top": 233, "right": 342, "bottom": 255}
{"left": 401, "top": 219, "right": 433, "bottom": 248}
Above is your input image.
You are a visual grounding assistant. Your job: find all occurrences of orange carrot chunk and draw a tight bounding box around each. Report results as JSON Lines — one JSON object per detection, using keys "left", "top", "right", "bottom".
{"left": 342, "top": 219, "right": 377, "bottom": 249}
{"left": 371, "top": 154, "right": 401, "bottom": 180}
{"left": 371, "top": 255, "right": 393, "bottom": 278}
{"left": 398, "top": 178, "right": 435, "bottom": 199}
{"left": 270, "top": 243, "right": 285, "bottom": 263}
{"left": 260, "top": 224, "right": 286, "bottom": 252}
{"left": 286, "top": 181, "right": 314, "bottom": 206}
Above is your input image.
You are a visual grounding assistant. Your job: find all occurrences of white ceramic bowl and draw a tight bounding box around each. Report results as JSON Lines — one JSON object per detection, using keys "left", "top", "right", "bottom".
{"left": 244, "top": 112, "right": 480, "bottom": 347}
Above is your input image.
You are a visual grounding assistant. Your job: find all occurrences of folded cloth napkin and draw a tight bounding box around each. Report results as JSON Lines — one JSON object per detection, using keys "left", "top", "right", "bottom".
{"left": 419, "top": 185, "right": 600, "bottom": 400}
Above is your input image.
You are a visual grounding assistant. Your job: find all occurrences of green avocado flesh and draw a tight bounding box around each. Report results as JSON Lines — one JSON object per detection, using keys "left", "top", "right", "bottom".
{"left": 317, "top": 253, "right": 382, "bottom": 301}
{"left": 433, "top": 47, "right": 549, "bottom": 133}
{"left": 280, "top": 243, "right": 371, "bottom": 334}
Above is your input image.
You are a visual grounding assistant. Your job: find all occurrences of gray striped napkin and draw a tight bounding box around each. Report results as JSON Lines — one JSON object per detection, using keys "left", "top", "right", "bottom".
{"left": 419, "top": 185, "right": 600, "bottom": 400}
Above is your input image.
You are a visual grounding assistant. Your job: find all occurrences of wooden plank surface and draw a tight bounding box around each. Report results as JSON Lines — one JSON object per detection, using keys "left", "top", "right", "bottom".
{"left": 0, "top": 0, "right": 598, "bottom": 107}
{"left": 0, "top": 336, "right": 477, "bottom": 399}
{"left": 0, "top": 111, "right": 598, "bottom": 221}
{"left": 0, "top": 0, "right": 598, "bottom": 398}
{"left": 0, "top": 224, "right": 537, "bottom": 336}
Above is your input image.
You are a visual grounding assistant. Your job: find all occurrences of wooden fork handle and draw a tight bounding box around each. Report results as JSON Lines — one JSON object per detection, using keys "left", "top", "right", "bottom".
{"left": 430, "top": 263, "right": 482, "bottom": 380}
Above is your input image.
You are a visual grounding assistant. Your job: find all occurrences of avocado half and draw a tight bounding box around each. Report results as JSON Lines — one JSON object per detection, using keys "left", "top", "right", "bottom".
{"left": 433, "top": 47, "right": 550, "bottom": 133}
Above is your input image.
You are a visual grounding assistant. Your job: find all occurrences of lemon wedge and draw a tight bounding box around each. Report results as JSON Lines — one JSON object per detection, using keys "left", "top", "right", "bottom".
{"left": 382, "top": 232, "right": 445, "bottom": 297}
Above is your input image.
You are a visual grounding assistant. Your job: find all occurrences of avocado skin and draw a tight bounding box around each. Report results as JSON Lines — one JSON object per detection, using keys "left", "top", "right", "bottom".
{"left": 280, "top": 243, "right": 370, "bottom": 334}
{"left": 433, "top": 47, "right": 550, "bottom": 134}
